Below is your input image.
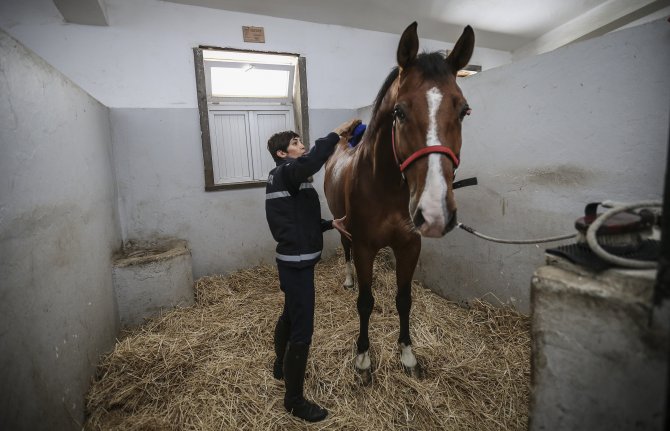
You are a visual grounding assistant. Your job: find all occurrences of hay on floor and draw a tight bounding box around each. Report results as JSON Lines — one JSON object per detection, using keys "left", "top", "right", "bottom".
{"left": 85, "top": 248, "right": 530, "bottom": 430}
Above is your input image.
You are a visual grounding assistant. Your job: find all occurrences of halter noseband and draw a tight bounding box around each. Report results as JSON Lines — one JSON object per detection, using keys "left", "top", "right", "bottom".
{"left": 391, "top": 114, "right": 477, "bottom": 189}
{"left": 391, "top": 118, "right": 460, "bottom": 174}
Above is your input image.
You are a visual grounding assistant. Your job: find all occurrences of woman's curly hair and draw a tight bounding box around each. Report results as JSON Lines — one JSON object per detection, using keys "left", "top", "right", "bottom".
{"left": 267, "top": 131, "right": 300, "bottom": 163}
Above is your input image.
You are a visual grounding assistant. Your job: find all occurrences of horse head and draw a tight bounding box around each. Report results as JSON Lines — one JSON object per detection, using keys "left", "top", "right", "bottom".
{"left": 391, "top": 22, "right": 474, "bottom": 237}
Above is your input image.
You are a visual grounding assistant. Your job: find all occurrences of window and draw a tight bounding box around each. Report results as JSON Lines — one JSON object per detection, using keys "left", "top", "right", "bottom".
{"left": 193, "top": 48, "right": 309, "bottom": 190}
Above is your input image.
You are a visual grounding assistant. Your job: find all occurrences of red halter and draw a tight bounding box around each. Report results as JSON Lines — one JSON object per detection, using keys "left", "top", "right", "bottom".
{"left": 391, "top": 120, "right": 460, "bottom": 174}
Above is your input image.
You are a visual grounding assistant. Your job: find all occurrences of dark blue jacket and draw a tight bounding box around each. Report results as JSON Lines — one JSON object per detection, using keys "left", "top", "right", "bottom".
{"left": 265, "top": 132, "right": 339, "bottom": 268}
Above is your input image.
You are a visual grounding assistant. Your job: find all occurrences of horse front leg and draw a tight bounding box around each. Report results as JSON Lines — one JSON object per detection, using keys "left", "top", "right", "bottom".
{"left": 353, "top": 245, "right": 376, "bottom": 385}
{"left": 393, "top": 239, "right": 424, "bottom": 378}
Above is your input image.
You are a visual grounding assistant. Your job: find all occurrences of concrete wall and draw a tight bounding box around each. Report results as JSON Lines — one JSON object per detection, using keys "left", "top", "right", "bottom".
{"left": 0, "top": 0, "right": 511, "bottom": 110}
{"left": 529, "top": 259, "right": 668, "bottom": 430}
{"left": 111, "top": 107, "right": 355, "bottom": 276}
{"left": 417, "top": 18, "right": 670, "bottom": 313}
{"left": 1, "top": 1, "right": 666, "bottom": 315}
{"left": 0, "top": 30, "right": 121, "bottom": 430}
{"left": 0, "top": 0, "right": 510, "bottom": 279}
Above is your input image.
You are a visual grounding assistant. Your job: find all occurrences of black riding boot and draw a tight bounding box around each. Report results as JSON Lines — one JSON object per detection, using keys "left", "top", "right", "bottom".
{"left": 283, "top": 342, "right": 328, "bottom": 422}
{"left": 273, "top": 317, "right": 290, "bottom": 380}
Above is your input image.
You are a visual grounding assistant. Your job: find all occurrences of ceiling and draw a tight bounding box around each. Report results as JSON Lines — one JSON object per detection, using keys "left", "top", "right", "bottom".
{"left": 55, "top": 0, "right": 670, "bottom": 54}
{"left": 163, "top": 0, "right": 669, "bottom": 53}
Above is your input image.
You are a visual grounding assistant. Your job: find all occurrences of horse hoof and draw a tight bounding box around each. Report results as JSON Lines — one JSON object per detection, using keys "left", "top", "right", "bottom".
{"left": 355, "top": 367, "right": 373, "bottom": 386}
{"left": 403, "top": 363, "right": 425, "bottom": 379}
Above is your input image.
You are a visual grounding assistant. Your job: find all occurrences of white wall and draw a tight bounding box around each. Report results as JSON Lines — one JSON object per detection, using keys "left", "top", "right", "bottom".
{"left": 417, "top": 18, "right": 670, "bottom": 313}
{"left": 0, "top": 0, "right": 511, "bottom": 110}
{"left": 1, "top": 0, "right": 666, "bottom": 314}
{"left": 111, "top": 107, "right": 355, "bottom": 276}
{"left": 0, "top": 0, "right": 511, "bottom": 278}
{"left": 0, "top": 0, "right": 509, "bottom": 278}
{"left": 0, "top": 30, "right": 122, "bottom": 430}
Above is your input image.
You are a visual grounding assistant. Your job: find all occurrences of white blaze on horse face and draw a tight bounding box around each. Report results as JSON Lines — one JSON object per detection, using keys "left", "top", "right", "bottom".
{"left": 400, "top": 343, "right": 417, "bottom": 368}
{"left": 417, "top": 87, "right": 449, "bottom": 237}
{"left": 355, "top": 350, "right": 371, "bottom": 370}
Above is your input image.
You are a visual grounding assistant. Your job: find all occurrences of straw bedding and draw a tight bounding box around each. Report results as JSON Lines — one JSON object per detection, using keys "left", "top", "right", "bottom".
{"left": 86, "top": 248, "right": 530, "bottom": 430}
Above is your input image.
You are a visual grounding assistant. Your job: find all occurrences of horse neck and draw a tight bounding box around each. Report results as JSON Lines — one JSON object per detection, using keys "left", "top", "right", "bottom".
{"left": 365, "top": 109, "right": 404, "bottom": 188}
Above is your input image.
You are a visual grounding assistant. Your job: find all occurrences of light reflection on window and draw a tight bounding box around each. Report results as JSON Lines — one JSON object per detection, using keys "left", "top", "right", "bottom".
{"left": 210, "top": 66, "right": 290, "bottom": 98}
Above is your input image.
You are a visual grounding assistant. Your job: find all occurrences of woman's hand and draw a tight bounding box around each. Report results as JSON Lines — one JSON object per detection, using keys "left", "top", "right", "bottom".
{"left": 332, "top": 216, "right": 352, "bottom": 241}
{"left": 333, "top": 119, "right": 362, "bottom": 140}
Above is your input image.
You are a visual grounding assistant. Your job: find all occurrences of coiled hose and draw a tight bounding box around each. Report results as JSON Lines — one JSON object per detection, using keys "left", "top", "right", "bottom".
{"left": 585, "top": 201, "right": 662, "bottom": 269}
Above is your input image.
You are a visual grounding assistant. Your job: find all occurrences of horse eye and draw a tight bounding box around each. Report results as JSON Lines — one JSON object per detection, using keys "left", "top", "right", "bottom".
{"left": 393, "top": 106, "right": 406, "bottom": 121}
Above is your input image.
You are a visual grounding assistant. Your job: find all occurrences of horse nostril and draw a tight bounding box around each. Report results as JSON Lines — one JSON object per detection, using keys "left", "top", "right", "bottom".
{"left": 445, "top": 210, "right": 458, "bottom": 232}
{"left": 413, "top": 208, "right": 426, "bottom": 228}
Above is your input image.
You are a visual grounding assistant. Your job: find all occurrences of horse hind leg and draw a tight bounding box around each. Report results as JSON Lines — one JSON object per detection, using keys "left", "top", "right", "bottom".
{"left": 342, "top": 238, "right": 354, "bottom": 289}
{"left": 353, "top": 245, "right": 375, "bottom": 386}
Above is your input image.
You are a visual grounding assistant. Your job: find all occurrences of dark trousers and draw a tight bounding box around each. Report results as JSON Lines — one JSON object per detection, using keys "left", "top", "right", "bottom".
{"left": 277, "top": 263, "right": 315, "bottom": 345}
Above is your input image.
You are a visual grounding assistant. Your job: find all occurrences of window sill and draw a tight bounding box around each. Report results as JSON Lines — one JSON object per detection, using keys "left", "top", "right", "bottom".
{"left": 205, "top": 181, "right": 267, "bottom": 192}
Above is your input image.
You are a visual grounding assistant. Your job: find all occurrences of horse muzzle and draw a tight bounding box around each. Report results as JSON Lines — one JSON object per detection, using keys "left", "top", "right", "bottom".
{"left": 412, "top": 207, "right": 457, "bottom": 237}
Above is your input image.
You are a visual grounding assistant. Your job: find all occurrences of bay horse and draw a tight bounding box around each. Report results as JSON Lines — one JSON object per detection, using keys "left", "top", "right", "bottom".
{"left": 324, "top": 22, "right": 474, "bottom": 384}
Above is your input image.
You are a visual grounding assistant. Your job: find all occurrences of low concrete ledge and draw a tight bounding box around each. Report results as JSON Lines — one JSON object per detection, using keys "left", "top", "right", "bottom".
{"left": 113, "top": 238, "right": 191, "bottom": 267}
{"left": 112, "top": 238, "right": 194, "bottom": 328}
{"left": 529, "top": 255, "right": 669, "bottom": 431}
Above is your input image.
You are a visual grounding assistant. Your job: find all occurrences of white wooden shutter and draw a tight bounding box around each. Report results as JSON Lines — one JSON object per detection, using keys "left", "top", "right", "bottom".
{"left": 208, "top": 106, "right": 294, "bottom": 185}
{"left": 251, "top": 110, "right": 294, "bottom": 181}
{"left": 208, "top": 110, "right": 253, "bottom": 184}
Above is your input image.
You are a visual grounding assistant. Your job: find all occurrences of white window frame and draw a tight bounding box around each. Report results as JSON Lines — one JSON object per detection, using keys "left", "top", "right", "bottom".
{"left": 204, "top": 60, "right": 295, "bottom": 105}
{"left": 194, "top": 47, "right": 308, "bottom": 190}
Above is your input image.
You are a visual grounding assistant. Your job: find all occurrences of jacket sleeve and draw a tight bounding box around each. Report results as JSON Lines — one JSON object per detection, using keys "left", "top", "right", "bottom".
{"left": 283, "top": 132, "right": 340, "bottom": 187}
{"left": 320, "top": 219, "right": 333, "bottom": 232}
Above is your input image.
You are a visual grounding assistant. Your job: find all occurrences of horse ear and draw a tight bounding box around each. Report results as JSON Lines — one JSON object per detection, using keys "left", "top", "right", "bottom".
{"left": 446, "top": 25, "right": 475, "bottom": 75}
{"left": 397, "top": 22, "right": 419, "bottom": 70}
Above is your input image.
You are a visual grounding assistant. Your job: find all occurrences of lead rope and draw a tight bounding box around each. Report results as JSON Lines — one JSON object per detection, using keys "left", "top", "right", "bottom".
{"left": 456, "top": 223, "right": 576, "bottom": 244}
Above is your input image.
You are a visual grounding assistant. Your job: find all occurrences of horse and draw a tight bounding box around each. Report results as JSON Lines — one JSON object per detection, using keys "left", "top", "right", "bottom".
{"left": 324, "top": 22, "right": 475, "bottom": 384}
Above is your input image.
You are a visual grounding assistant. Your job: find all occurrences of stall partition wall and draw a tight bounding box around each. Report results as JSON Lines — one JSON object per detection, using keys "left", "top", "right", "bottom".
{"left": 0, "top": 31, "right": 122, "bottom": 431}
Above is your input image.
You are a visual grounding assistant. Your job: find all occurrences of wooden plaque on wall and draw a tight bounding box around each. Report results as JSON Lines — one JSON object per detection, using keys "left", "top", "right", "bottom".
{"left": 242, "top": 26, "right": 265, "bottom": 43}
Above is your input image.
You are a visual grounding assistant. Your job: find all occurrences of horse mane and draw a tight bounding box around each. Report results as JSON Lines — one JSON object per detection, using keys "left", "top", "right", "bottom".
{"left": 370, "top": 67, "right": 400, "bottom": 126}
{"left": 365, "top": 51, "right": 450, "bottom": 142}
